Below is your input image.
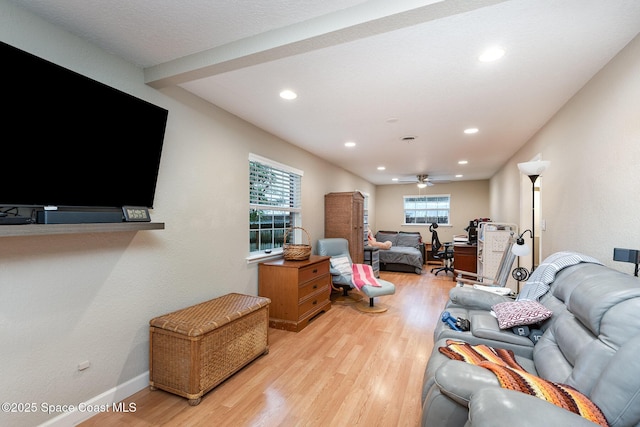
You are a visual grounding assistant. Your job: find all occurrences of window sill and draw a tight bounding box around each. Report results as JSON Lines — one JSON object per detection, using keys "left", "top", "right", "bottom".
{"left": 246, "top": 248, "right": 284, "bottom": 264}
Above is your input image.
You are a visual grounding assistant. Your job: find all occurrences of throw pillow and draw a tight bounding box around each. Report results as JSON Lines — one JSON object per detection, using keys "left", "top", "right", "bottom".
{"left": 491, "top": 300, "right": 552, "bottom": 329}
{"left": 330, "top": 256, "right": 352, "bottom": 277}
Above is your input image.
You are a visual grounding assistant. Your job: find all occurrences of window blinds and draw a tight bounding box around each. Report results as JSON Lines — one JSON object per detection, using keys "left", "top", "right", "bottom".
{"left": 249, "top": 155, "right": 302, "bottom": 212}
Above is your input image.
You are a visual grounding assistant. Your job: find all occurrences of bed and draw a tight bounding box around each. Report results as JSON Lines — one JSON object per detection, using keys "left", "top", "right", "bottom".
{"left": 374, "top": 231, "right": 425, "bottom": 274}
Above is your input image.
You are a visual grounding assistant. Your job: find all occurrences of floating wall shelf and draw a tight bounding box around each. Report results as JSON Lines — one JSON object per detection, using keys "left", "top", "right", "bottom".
{"left": 0, "top": 222, "right": 165, "bottom": 238}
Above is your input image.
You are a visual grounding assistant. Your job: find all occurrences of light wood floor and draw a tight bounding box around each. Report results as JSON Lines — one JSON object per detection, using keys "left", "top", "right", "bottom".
{"left": 80, "top": 269, "right": 456, "bottom": 427}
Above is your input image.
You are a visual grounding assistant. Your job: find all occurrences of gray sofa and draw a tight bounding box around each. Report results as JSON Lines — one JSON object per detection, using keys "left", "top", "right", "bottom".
{"left": 422, "top": 258, "right": 640, "bottom": 427}
{"left": 374, "top": 231, "right": 425, "bottom": 274}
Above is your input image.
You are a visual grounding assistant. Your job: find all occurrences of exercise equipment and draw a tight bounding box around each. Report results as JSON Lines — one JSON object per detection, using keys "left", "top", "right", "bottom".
{"left": 441, "top": 311, "right": 461, "bottom": 331}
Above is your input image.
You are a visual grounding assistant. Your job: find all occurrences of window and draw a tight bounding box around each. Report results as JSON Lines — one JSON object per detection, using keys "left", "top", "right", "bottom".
{"left": 403, "top": 194, "right": 450, "bottom": 225}
{"left": 249, "top": 154, "right": 303, "bottom": 257}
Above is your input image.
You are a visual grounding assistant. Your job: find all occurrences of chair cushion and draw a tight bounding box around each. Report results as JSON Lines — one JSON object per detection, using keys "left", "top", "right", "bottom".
{"left": 492, "top": 300, "right": 552, "bottom": 329}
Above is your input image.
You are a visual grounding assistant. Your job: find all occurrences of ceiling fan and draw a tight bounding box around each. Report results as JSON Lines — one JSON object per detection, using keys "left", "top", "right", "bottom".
{"left": 397, "top": 174, "right": 449, "bottom": 188}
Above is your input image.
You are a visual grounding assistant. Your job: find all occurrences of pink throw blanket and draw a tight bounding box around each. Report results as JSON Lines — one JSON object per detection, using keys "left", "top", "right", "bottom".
{"left": 352, "top": 263, "right": 381, "bottom": 290}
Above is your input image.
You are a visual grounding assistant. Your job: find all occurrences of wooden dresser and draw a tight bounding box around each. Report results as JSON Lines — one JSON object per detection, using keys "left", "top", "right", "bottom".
{"left": 258, "top": 255, "right": 331, "bottom": 332}
{"left": 324, "top": 191, "right": 364, "bottom": 264}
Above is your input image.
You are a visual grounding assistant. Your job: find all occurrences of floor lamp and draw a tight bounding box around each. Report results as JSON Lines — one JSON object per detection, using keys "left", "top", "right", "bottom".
{"left": 516, "top": 160, "right": 550, "bottom": 272}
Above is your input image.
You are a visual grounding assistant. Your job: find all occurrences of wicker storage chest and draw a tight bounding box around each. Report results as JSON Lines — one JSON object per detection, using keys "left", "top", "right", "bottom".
{"left": 149, "top": 293, "right": 270, "bottom": 405}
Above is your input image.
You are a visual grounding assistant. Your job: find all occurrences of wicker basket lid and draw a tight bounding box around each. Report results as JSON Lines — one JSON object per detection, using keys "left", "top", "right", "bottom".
{"left": 149, "top": 293, "right": 270, "bottom": 337}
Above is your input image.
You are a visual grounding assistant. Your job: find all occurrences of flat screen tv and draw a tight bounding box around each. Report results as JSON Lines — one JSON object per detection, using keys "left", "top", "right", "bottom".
{"left": 1, "top": 41, "right": 168, "bottom": 210}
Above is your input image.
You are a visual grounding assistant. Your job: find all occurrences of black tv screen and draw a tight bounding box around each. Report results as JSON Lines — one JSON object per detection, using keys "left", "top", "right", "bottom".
{"left": 1, "top": 41, "right": 168, "bottom": 209}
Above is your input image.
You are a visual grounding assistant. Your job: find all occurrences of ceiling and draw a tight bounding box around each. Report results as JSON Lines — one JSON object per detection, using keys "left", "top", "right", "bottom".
{"left": 11, "top": 0, "right": 640, "bottom": 185}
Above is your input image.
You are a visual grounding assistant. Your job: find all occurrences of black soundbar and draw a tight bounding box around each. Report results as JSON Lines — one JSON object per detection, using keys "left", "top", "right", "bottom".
{"left": 36, "top": 210, "right": 123, "bottom": 224}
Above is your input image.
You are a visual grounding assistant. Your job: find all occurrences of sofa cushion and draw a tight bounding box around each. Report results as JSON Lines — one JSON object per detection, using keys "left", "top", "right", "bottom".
{"left": 396, "top": 232, "right": 421, "bottom": 249}
{"left": 439, "top": 341, "right": 609, "bottom": 427}
{"left": 375, "top": 231, "right": 398, "bottom": 246}
{"left": 492, "top": 300, "right": 552, "bottom": 329}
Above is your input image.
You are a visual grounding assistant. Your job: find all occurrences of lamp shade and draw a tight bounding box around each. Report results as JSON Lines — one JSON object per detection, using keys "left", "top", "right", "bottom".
{"left": 518, "top": 160, "right": 550, "bottom": 176}
{"left": 512, "top": 242, "right": 531, "bottom": 257}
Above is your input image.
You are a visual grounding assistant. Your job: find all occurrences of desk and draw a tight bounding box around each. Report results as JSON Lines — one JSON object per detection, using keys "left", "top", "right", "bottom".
{"left": 425, "top": 243, "right": 441, "bottom": 266}
{"left": 454, "top": 244, "right": 477, "bottom": 277}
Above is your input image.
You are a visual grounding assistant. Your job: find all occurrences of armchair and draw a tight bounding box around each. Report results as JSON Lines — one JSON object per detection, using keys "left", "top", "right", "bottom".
{"left": 316, "top": 237, "right": 355, "bottom": 298}
{"left": 317, "top": 238, "right": 396, "bottom": 313}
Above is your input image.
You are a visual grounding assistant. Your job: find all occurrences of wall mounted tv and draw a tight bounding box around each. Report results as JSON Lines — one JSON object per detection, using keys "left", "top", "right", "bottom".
{"left": 1, "top": 41, "right": 168, "bottom": 210}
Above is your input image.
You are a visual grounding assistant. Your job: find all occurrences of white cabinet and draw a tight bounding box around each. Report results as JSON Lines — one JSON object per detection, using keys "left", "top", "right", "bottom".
{"left": 477, "top": 222, "right": 518, "bottom": 291}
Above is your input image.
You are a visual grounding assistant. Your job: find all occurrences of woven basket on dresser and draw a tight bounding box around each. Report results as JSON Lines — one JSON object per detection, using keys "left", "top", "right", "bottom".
{"left": 149, "top": 293, "right": 270, "bottom": 405}
{"left": 283, "top": 226, "right": 312, "bottom": 260}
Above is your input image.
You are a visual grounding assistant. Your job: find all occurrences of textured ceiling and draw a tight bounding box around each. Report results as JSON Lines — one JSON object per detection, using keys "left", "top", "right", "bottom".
{"left": 10, "top": 0, "right": 640, "bottom": 185}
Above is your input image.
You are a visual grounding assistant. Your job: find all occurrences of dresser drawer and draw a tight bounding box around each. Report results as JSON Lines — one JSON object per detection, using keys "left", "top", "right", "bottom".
{"left": 298, "top": 287, "right": 330, "bottom": 318}
{"left": 299, "top": 275, "right": 329, "bottom": 300}
{"left": 298, "top": 262, "right": 329, "bottom": 284}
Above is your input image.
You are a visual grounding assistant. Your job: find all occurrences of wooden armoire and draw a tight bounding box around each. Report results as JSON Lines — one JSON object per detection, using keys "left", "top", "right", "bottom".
{"left": 324, "top": 191, "right": 364, "bottom": 264}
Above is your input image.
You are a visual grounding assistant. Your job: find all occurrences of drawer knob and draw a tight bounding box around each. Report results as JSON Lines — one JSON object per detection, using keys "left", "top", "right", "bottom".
{"left": 313, "top": 284, "right": 318, "bottom": 289}
{"left": 313, "top": 300, "right": 317, "bottom": 305}
{"left": 312, "top": 268, "right": 318, "bottom": 273}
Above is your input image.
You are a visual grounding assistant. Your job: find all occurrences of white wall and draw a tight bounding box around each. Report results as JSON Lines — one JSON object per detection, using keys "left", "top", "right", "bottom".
{"left": 491, "top": 33, "right": 640, "bottom": 274}
{"left": 375, "top": 180, "right": 490, "bottom": 243}
{"left": 0, "top": 2, "right": 374, "bottom": 426}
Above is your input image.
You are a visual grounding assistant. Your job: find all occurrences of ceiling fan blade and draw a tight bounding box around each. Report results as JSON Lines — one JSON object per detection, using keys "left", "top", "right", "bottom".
{"left": 395, "top": 174, "right": 450, "bottom": 185}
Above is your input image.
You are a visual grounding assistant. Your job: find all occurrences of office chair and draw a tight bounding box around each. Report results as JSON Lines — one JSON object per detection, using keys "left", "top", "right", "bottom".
{"left": 430, "top": 223, "right": 455, "bottom": 276}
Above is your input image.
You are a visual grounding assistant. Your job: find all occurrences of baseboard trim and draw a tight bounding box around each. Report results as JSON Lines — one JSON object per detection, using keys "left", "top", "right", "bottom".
{"left": 38, "top": 371, "right": 149, "bottom": 427}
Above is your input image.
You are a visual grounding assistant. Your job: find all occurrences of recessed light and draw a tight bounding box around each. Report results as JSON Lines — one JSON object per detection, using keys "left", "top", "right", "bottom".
{"left": 392, "top": 178, "right": 399, "bottom": 182}
{"left": 456, "top": 174, "right": 463, "bottom": 178}
{"left": 377, "top": 166, "right": 386, "bottom": 171}
{"left": 344, "top": 141, "right": 356, "bottom": 148}
{"left": 279, "top": 89, "right": 297, "bottom": 100}
{"left": 479, "top": 47, "right": 505, "bottom": 62}
{"left": 464, "top": 128, "right": 479, "bottom": 134}
{"left": 458, "top": 160, "right": 468, "bottom": 165}
{"left": 386, "top": 117, "right": 399, "bottom": 123}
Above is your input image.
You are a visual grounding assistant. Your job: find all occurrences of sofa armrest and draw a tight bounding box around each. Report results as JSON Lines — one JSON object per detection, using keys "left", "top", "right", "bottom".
{"left": 448, "top": 286, "right": 511, "bottom": 310}
{"left": 434, "top": 360, "right": 500, "bottom": 406}
{"left": 468, "top": 388, "right": 602, "bottom": 427}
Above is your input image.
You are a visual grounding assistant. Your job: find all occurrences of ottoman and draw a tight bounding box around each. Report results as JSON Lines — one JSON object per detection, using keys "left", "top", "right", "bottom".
{"left": 149, "top": 293, "right": 270, "bottom": 405}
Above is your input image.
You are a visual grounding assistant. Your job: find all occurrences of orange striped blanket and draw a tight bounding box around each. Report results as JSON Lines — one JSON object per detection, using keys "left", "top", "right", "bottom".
{"left": 439, "top": 340, "right": 609, "bottom": 427}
